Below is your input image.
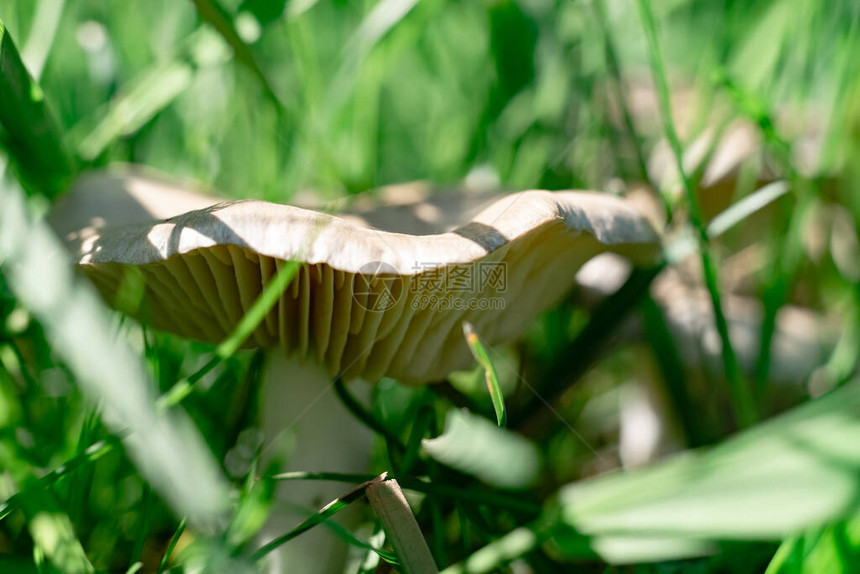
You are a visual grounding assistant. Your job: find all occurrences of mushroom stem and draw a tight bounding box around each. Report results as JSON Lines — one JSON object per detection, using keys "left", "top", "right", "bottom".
{"left": 258, "top": 354, "right": 374, "bottom": 573}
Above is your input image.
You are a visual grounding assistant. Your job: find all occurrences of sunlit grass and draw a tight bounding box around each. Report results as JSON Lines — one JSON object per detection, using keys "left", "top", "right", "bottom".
{"left": 1, "top": 0, "right": 859, "bottom": 572}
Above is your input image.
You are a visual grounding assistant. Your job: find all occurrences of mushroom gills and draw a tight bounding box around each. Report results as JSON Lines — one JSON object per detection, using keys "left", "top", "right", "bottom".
{"left": 83, "top": 219, "right": 651, "bottom": 384}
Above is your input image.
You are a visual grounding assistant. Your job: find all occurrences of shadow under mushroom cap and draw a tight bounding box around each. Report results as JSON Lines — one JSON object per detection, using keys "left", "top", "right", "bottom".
{"left": 53, "top": 170, "right": 661, "bottom": 384}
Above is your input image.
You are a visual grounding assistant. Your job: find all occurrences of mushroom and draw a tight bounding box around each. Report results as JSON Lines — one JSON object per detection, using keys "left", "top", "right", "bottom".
{"left": 49, "top": 166, "right": 661, "bottom": 571}
{"left": 606, "top": 73, "right": 830, "bottom": 221}
{"left": 575, "top": 253, "right": 837, "bottom": 468}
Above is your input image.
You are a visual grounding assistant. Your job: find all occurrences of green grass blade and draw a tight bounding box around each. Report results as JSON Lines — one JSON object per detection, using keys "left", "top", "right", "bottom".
{"left": 0, "top": 437, "right": 119, "bottom": 523}
{"left": 237, "top": 0, "right": 288, "bottom": 27}
{"left": 157, "top": 260, "right": 300, "bottom": 409}
{"left": 20, "top": 0, "right": 65, "bottom": 81}
{"left": 356, "top": 528, "right": 387, "bottom": 574}
{"left": 77, "top": 60, "right": 194, "bottom": 161}
{"left": 24, "top": 498, "right": 95, "bottom": 573}
{"left": 422, "top": 409, "right": 540, "bottom": 489}
{"left": 334, "top": 376, "right": 405, "bottom": 452}
{"left": 72, "top": 28, "right": 234, "bottom": 161}
{"left": 713, "top": 74, "right": 810, "bottom": 395}
{"left": 400, "top": 404, "right": 434, "bottom": 476}
{"left": 189, "top": 0, "right": 285, "bottom": 109}
{"left": 0, "top": 167, "right": 229, "bottom": 526}
{"left": 636, "top": 0, "right": 757, "bottom": 428}
{"left": 216, "top": 261, "right": 300, "bottom": 358}
{"left": 591, "top": 0, "right": 663, "bottom": 210}
{"left": 157, "top": 518, "right": 187, "bottom": 574}
{"left": 0, "top": 18, "right": 73, "bottom": 198}
{"left": 639, "top": 294, "right": 702, "bottom": 446}
{"left": 513, "top": 264, "right": 665, "bottom": 427}
{"left": 268, "top": 471, "right": 541, "bottom": 515}
{"left": 555, "top": 381, "right": 860, "bottom": 551}
{"left": 764, "top": 514, "right": 860, "bottom": 574}
{"left": 706, "top": 180, "right": 791, "bottom": 238}
{"left": 440, "top": 525, "right": 546, "bottom": 574}
{"left": 462, "top": 322, "right": 506, "bottom": 427}
{"left": 251, "top": 475, "right": 397, "bottom": 563}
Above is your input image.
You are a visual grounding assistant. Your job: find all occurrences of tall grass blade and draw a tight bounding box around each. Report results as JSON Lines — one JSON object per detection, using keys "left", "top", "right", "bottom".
{"left": 77, "top": 60, "right": 195, "bottom": 161}
{"left": 554, "top": 381, "right": 860, "bottom": 556}
{"left": 636, "top": 0, "right": 757, "bottom": 428}
{"left": 422, "top": 410, "right": 539, "bottom": 489}
{"left": 24, "top": 502, "right": 94, "bottom": 573}
{"left": 0, "top": 167, "right": 229, "bottom": 526}
{"left": 0, "top": 18, "right": 73, "bottom": 198}
{"left": 706, "top": 180, "right": 791, "bottom": 238}
{"left": 20, "top": 0, "right": 65, "bottom": 81}
{"left": 189, "top": 0, "right": 285, "bottom": 109}
{"left": 765, "top": 514, "right": 860, "bottom": 574}
{"left": 462, "top": 322, "right": 506, "bottom": 427}
{"left": 251, "top": 475, "right": 397, "bottom": 562}
{"left": 440, "top": 525, "right": 546, "bottom": 574}
{"left": 513, "top": 264, "right": 665, "bottom": 427}
{"left": 157, "top": 518, "right": 187, "bottom": 574}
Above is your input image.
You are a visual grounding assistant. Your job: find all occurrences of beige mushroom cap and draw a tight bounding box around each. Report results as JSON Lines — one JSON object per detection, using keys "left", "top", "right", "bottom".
{"left": 52, "top": 168, "right": 660, "bottom": 384}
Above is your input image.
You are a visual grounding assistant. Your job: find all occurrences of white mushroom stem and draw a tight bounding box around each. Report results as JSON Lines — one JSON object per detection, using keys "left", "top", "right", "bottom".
{"left": 258, "top": 354, "right": 374, "bottom": 574}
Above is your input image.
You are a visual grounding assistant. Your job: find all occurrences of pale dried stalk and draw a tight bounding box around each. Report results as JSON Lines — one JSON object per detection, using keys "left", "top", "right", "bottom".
{"left": 365, "top": 476, "right": 438, "bottom": 574}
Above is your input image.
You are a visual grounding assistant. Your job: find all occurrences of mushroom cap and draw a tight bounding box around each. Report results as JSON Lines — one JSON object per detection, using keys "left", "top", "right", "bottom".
{"left": 52, "top": 168, "right": 660, "bottom": 384}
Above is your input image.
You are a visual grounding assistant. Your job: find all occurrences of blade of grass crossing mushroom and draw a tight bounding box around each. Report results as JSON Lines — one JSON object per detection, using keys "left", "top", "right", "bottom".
{"left": 366, "top": 476, "right": 439, "bottom": 574}
{"left": 157, "top": 260, "right": 300, "bottom": 409}
{"left": 462, "top": 322, "right": 506, "bottom": 427}
{"left": 216, "top": 260, "right": 301, "bottom": 357}
{"left": 636, "top": 0, "right": 757, "bottom": 428}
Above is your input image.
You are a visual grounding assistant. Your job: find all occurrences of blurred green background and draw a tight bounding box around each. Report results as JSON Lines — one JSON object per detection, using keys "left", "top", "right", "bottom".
{"left": 1, "top": 0, "right": 860, "bottom": 572}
